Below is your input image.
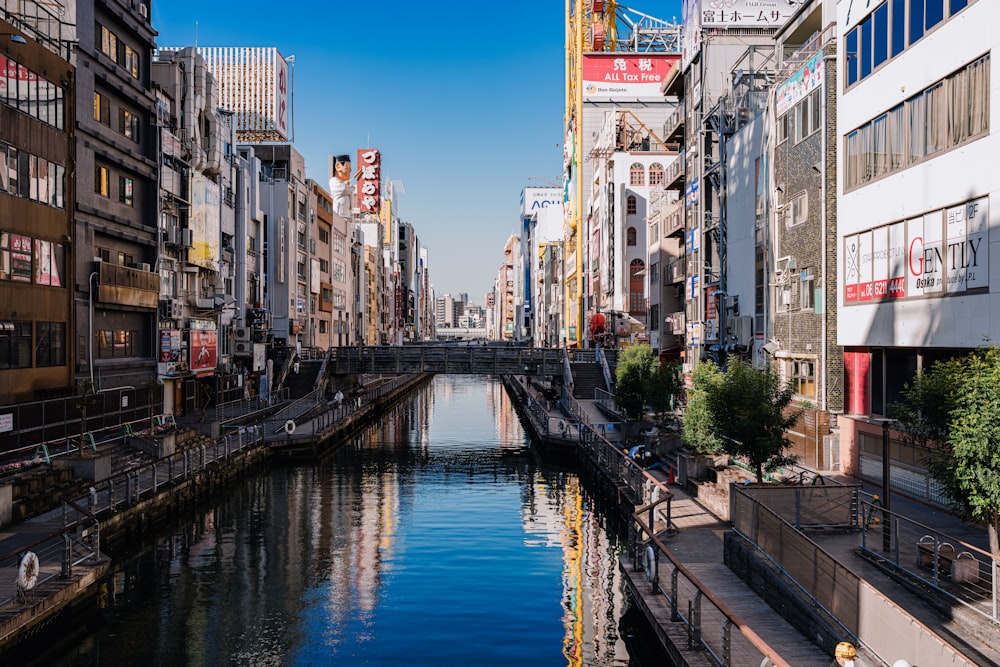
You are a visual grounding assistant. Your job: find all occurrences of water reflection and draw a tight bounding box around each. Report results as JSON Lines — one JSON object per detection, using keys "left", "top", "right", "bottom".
{"left": 19, "top": 376, "right": 658, "bottom": 666}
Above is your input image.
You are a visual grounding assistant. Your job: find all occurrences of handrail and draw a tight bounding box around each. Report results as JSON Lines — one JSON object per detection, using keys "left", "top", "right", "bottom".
{"left": 596, "top": 345, "right": 613, "bottom": 394}
{"left": 562, "top": 348, "right": 574, "bottom": 395}
{"left": 631, "top": 503, "right": 793, "bottom": 667}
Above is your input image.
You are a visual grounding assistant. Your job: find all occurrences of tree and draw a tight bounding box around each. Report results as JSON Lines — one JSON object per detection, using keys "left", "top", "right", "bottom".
{"left": 891, "top": 346, "right": 1000, "bottom": 558}
{"left": 646, "top": 360, "right": 683, "bottom": 425}
{"left": 682, "top": 359, "right": 724, "bottom": 456}
{"left": 614, "top": 343, "right": 657, "bottom": 422}
{"left": 706, "top": 359, "right": 801, "bottom": 483}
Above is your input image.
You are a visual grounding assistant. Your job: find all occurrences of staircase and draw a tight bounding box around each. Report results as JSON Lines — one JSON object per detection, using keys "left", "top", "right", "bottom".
{"left": 570, "top": 361, "right": 607, "bottom": 400}
{"left": 283, "top": 359, "right": 325, "bottom": 399}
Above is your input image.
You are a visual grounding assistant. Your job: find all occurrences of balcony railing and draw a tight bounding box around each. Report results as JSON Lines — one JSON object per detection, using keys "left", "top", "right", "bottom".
{"left": 97, "top": 262, "right": 160, "bottom": 309}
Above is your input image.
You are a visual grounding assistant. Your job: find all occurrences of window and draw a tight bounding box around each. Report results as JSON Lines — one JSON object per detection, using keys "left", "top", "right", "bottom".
{"left": 99, "top": 25, "right": 118, "bottom": 61}
{"left": 629, "top": 259, "right": 645, "bottom": 314}
{"left": 626, "top": 195, "right": 637, "bottom": 215}
{"left": 33, "top": 239, "right": 65, "bottom": 286}
{"left": 35, "top": 322, "right": 65, "bottom": 367}
{"left": 788, "top": 359, "right": 816, "bottom": 398}
{"left": 94, "top": 92, "right": 110, "bottom": 126}
{"left": 119, "top": 109, "right": 139, "bottom": 142}
{"left": 95, "top": 165, "right": 109, "bottom": 197}
{"left": 97, "top": 329, "right": 136, "bottom": 359}
{"left": 846, "top": 0, "right": 973, "bottom": 89}
{"left": 626, "top": 227, "right": 637, "bottom": 246}
{"left": 787, "top": 191, "right": 808, "bottom": 227}
{"left": 123, "top": 44, "right": 139, "bottom": 79}
{"left": 629, "top": 163, "right": 645, "bottom": 186}
{"left": 119, "top": 176, "right": 133, "bottom": 206}
{"left": 0, "top": 233, "right": 32, "bottom": 282}
{"left": 648, "top": 163, "right": 665, "bottom": 186}
{"left": 845, "top": 54, "right": 990, "bottom": 190}
{"left": 318, "top": 225, "right": 330, "bottom": 244}
{"left": 800, "top": 272, "right": 815, "bottom": 310}
{"left": 0, "top": 321, "right": 32, "bottom": 369}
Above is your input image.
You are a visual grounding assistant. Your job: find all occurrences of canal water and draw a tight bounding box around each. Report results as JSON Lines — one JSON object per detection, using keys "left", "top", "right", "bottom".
{"left": 22, "top": 375, "right": 669, "bottom": 666}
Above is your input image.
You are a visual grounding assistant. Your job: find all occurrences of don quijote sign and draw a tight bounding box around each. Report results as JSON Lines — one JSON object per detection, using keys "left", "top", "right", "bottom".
{"left": 356, "top": 149, "right": 381, "bottom": 214}
{"left": 843, "top": 196, "right": 988, "bottom": 304}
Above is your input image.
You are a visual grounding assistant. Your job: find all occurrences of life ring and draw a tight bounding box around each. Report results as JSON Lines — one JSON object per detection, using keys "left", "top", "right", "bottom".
{"left": 284, "top": 419, "right": 296, "bottom": 435}
{"left": 556, "top": 419, "right": 568, "bottom": 435}
{"left": 18, "top": 551, "right": 39, "bottom": 591}
{"left": 643, "top": 545, "right": 656, "bottom": 582}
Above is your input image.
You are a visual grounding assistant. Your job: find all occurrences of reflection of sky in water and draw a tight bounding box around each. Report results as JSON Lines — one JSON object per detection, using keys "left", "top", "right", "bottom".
{"left": 34, "top": 376, "right": 635, "bottom": 667}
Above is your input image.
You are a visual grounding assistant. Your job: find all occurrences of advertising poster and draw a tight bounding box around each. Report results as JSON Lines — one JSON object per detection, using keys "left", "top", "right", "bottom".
{"left": 582, "top": 53, "right": 679, "bottom": 101}
{"left": 700, "top": 0, "right": 804, "bottom": 29}
{"left": 190, "top": 328, "right": 218, "bottom": 377}
{"left": 356, "top": 148, "right": 381, "bottom": 214}
{"left": 189, "top": 174, "right": 221, "bottom": 271}
{"left": 158, "top": 329, "right": 182, "bottom": 376}
{"left": 776, "top": 50, "right": 824, "bottom": 117}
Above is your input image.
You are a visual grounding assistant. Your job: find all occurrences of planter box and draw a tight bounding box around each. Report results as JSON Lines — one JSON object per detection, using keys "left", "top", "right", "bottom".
{"left": 53, "top": 454, "right": 113, "bottom": 482}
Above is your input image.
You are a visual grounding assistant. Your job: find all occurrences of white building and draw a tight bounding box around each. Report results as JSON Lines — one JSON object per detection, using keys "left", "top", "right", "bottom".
{"left": 836, "top": 0, "right": 992, "bottom": 486}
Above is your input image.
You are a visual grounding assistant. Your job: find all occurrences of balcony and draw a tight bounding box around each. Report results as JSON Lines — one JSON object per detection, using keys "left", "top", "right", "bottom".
{"left": 96, "top": 262, "right": 160, "bottom": 309}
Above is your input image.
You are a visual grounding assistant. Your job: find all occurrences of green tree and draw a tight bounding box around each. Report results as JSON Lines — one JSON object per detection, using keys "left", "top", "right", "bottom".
{"left": 682, "top": 359, "right": 724, "bottom": 455}
{"left": 647, "top": 360, "right": 683, "bottom": 425}
{"left": 707, "top": 359, "right": 801, "bottom": 483}
{"left": 891, "top": 346, "right": 1000, "bottom": 558}
{"left": 614, "top": 343, "right": 657, "bottom": 421}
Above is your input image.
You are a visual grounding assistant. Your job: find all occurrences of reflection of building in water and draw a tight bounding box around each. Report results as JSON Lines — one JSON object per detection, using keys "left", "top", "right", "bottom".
{"left": 489, "top": 378, "right": 525, "bottom": 453}
{"left": 522, "top": 474, "right": 628, "bottom": 666}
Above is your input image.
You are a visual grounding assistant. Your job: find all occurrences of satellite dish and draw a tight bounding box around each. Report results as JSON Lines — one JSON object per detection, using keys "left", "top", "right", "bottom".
{"left": 18, "top": 551, "right": 39, "bottom": 591}
{"left": 284, "top": 419, "right": 296, "bottom": 435}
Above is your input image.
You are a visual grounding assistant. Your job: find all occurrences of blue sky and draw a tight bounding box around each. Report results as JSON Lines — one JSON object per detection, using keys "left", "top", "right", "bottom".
{"left": 152, "top": 1, "right": 681, "bottom": 302}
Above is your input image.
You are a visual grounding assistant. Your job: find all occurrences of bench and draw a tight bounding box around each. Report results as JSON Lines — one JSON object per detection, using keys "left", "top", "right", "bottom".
{"left": 916, "top": 535, "right": 979, "bottom": 584}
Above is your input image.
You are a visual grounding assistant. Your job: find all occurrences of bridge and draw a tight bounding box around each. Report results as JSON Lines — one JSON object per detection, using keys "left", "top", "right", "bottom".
{"left": 326, "top": 345, "right": 574, "bottom": 376}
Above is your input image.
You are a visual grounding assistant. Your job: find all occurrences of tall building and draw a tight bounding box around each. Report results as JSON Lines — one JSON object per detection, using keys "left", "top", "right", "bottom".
{"left": 195, "top": 47, "right": 291, "bottom": 143}
{"left": 75, "top": 0, "right": 160, "bottom": 394}
{"left": 0, "top": 16, "right": 75, "bottom": 406}
{"left": 836, "top": 0, "right": 992, "bottom": 499}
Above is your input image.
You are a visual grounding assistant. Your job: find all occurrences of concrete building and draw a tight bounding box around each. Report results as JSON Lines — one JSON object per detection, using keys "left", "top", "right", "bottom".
{"left": 518, "top": 187, "right": 561, "bottom": 345}
{"left": 307, "top": 179, "right": 333, "bottom": 350}
{"left": 836, "top": 0, "right": 992, "bottom": 502}
{"left": 0, "top": 16, "right": 75, "bottom": 406}
{"left": 75, "top": 0, "right": 160, "bottom": 394}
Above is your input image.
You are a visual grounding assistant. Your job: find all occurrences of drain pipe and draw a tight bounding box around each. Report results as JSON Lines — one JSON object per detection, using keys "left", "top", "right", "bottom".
{"left": 88, "top": 270, "right": 99, "bottom": 386}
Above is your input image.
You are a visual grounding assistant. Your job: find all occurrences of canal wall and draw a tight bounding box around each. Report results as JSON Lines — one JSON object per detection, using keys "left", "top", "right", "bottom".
{"left": 0, "top": 374, "right": 432, "bottom": 656}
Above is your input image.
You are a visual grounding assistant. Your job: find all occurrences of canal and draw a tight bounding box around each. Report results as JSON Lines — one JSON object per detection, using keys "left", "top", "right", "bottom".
{"left": 19, "top": 375, "right": 669, "bottom": 666}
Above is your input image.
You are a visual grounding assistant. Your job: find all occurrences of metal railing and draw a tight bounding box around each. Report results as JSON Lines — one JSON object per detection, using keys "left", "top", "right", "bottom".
{"left": 0, "top": 499, "right": 102, "bottom": 617}
{"left": 629, "top": 497, "right": 792, "bottom": 667}
{"left": 858, "top": 496, "right": 999, "bottom": 623}
{"left": 215, "top": 389, "right": 289, "bottom": 423}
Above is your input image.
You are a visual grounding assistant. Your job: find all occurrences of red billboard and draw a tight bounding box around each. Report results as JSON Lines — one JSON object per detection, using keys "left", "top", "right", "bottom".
{"left": 356, "top": 149, "right": 381, "bottom": 214}
{"left": 582, "top": 53, "right": 679, "bottom": 101}
{"left": 190, "top": 330, "right": 217, "bottom": 377}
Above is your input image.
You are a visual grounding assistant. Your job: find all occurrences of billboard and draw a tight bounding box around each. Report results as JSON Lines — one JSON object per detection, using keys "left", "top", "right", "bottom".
{"left": 158, "top": 329, "right": 183, "bottom": 377}
{"left": 190, "top": 322, "right": 218, "bottom": 377}
{"left": 356, "top": 148, "right": 381, "bottom": 214}
{"left": 274, "top": 52, "right": 290, "bottom": 140}
{"left": 189, "top": 173, "right": 221, "bottom": 271}
{"left": 776, "top": 50, "right": 824, "bottom": 117}
{"left": 582, "top": 53, "right": 679, "bottom": 101}
{"left": 843, "top": 196, "right": 988, "bottom": 304}
{"left": 700, "top": 0, "right": 803, "bottom": 28}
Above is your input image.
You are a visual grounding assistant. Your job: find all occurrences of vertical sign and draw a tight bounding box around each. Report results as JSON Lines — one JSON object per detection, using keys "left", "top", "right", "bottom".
{"left": 844, "top": 234, "right": 859, "bottom": 302}
{"left": 356, "top": 149, "right": 381, "bottom": 214}
{"left": 274, "top": 52, "right": 289, "bottom": 140}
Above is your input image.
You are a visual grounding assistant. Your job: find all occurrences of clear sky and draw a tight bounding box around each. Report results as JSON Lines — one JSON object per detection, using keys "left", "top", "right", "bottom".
{"left": 152, "top": 1, "right": 681, "bottom": 303}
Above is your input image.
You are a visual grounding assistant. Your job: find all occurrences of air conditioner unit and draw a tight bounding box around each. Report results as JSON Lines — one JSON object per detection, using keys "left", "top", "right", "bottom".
{"left": 233, "top": 341, "right": 252, "bottom": 356}
{"left": 138, "top": 262, "right": 151, "bottom": 272}
{"left": 137, "top": 3, "right": 148, "bottom": 19}
{"left": 180, "top": 229, "right": 193, "bottom": 248}
{"left": 233, "top": 326, "right": 250, "bottom": 342}
{"left": 164, "top": 226, "right": 179, "bottom": 246}
{"left": 171, "top": 302, "right": 184, "bottom": 319}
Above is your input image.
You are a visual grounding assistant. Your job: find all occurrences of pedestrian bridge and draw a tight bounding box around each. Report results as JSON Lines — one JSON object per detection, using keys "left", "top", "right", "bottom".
{"left": 326, "top": 345, "right": 609, "bottom": 376}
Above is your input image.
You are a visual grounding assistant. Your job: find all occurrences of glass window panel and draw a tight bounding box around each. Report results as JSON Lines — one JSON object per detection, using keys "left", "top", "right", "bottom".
{"left": 909, "top": 0, "right": 925, "bottom": 44}
{"left": 16, "top": 63, "right": 28, "bottom": 112}
{"left": 873, "top": 3, "right": 889, "bottom": 69}
{"left": 0, "top": 144, "right": 6, "bottom": 193}
{"left": 9, "top": 234, "right": 31, "bottom": 282}
{"left": 17, "top": 149, "right": 29, "bottom": 198}
{"left": 891, "top": 0, "right": 906, "bottom": 56}
{"left": 7, "top": 146, "right": 17, "bottom": 194}
{"left": 860, "top": 18, "right": 873, "bottom": 79}
{"left": 949, "top": 0, "right": 968, "bottom": 13}
{"left": 0, "top": 55, "right": 8, "bottom": 107}
{"left": 28, "top": 153, "right": 37, "bottom": 201}
{"left": 925, "top": 0, "right": 944, "bottom": 29}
